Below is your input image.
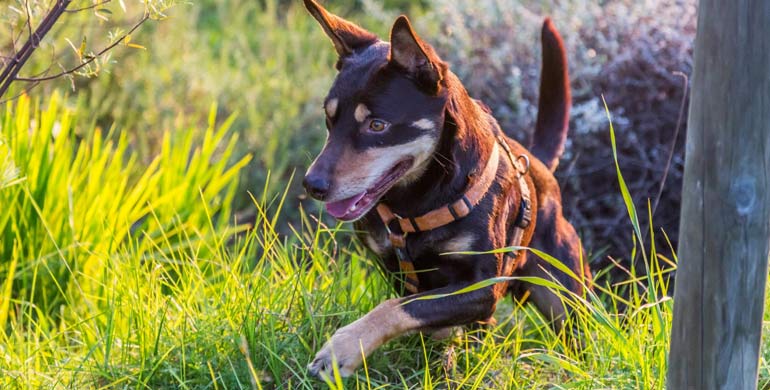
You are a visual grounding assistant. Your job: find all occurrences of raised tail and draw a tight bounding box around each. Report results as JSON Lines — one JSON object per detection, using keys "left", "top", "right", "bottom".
{"left": 530, "top": 18, "right": 571, "bottom": 172}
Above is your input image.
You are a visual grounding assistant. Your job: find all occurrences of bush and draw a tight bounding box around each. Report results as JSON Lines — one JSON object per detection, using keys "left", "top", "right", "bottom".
{"left": 426, "top": 0, "right": 696, "bottom": 266}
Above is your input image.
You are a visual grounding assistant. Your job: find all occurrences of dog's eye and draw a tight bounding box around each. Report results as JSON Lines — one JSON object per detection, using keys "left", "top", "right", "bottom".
{"left": 368, "top": 119, "right": 388, "bottom": 132}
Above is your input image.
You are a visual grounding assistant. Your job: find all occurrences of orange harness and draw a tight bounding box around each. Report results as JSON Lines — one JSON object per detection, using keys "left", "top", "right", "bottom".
{"left": 376, "top": 136, "right": 532, "bottom": 294}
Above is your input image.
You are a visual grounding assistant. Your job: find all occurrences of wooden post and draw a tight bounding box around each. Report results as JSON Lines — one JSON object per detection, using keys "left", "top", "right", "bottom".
{"left": 668, "top": 1, "right": 770, "bottom": 389}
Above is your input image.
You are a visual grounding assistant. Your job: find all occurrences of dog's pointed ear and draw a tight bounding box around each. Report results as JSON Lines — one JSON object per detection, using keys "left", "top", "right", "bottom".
{"left": 389, "top": 15, "right": 445, "bottom": 94}
{"left": 304, "top": 0, "right": 378, "bottom": 57}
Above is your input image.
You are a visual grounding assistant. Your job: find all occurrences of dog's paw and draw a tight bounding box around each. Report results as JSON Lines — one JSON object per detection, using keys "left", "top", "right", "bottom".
{"left": 308, "top": 326, "right": 367, "bottom": 379}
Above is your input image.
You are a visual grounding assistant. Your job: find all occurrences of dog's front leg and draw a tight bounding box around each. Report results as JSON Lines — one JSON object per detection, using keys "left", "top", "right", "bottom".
{"left": 308, "top": 281, "right": 497, "bottom": 378}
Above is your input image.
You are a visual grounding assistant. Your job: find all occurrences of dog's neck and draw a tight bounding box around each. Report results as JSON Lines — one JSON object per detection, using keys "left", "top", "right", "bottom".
{"left": 382, "top": 73, "right": 496, "bottom": 217}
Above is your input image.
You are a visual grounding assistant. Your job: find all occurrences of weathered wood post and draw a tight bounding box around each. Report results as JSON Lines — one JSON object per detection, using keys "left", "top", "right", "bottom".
{"left": 668, "top": 1, "right": 770, "bottom": 389}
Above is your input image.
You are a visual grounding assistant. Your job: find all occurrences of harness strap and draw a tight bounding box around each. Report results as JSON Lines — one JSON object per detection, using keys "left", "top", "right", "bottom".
{"left": 496, "top": 135, "right": 532, "bottom": 276}
{"left": 376, "top": 143, "right": 500, "bottom": 235}
{"left": 376, "top": 137, "right": 532, "bottom": 294}
{"left": 496, "top": 135, "right": 532, "bottom": 230}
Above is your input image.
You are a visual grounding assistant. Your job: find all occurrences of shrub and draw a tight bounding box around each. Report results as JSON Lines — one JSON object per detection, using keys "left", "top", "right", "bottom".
{"left": 426, "top": 0, "right": 696, "bottom": 265}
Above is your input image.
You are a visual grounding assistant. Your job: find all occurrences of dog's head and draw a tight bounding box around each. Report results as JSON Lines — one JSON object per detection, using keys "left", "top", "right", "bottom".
{"left": 301, "top": 0, "right": 450, "bottom": 221}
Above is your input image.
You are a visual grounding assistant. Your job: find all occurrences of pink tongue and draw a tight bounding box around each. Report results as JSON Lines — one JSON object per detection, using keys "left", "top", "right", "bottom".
{"left": 325, "top": 192, "right": 367, "bottom": 219}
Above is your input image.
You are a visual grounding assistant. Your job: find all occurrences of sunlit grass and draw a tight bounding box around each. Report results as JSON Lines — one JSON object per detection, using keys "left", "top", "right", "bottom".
{"left": 0, "top": 91, "right": 685, "bottom": 390}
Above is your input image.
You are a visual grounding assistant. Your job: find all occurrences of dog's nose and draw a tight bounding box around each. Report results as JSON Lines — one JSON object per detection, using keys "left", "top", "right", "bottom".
{"left": 303, "top": 174, "right": 330, "bottom": 201}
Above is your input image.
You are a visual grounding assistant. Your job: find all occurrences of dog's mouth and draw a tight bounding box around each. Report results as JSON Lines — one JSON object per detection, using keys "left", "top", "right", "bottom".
{"left": 325, "top": 159, "right": 413, "bottom": 221}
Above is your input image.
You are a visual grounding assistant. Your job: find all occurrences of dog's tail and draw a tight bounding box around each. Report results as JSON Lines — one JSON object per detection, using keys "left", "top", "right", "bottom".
{"left": 530, "top": 18, "right": 571, "bottom": 172}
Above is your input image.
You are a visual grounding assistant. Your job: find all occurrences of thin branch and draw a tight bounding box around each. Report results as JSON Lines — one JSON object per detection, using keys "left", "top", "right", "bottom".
{"left": 15, "top": 13, "right": 149, "bottom": 83}
{"left": 65, "top": 0, "right": 113, "bottom": 13}
{"left": 0, "top": 80, "right": 41, "bottom": 104}
{"left": 20, "top": 47, "right": 57, "bottom": 80}
{"left": 651, "top": 71, "right": 689, "bottom": 216}
{"left": 24, "top": 1, "right": 34, "bottom": 43}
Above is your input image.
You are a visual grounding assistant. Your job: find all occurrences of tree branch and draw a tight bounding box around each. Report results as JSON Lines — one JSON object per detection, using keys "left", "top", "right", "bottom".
{"left": 651, "top": 71, "right": 688, "bottom": 215}
{"left": 65, "top": 0, "right": 113, "bottom": 13}
{"left": 0, "top": 80, "right": 41, "bottom": 104}
{"left": 0, "top": 0, "right": 72, "bottom": 98}
{"left": 14, "top": 13, "right": 149, "bottom": 83}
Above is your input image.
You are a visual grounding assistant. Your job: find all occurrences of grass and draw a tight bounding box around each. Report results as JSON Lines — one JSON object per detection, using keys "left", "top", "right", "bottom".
{"left": 0, "top": 86, "right": 699, "bottom": 390}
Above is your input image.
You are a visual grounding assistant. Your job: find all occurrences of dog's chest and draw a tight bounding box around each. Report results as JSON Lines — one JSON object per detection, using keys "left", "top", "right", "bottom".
{"left": 355, "top": 213, "right": 482, "bottom": 289}
{"left": 362, "top": 227, "right": 392, "bottom": 257}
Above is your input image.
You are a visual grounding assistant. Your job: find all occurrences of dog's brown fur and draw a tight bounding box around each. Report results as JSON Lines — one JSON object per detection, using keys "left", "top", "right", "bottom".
{"left": 301, "top": 0, "right": 591, "bottom": 378}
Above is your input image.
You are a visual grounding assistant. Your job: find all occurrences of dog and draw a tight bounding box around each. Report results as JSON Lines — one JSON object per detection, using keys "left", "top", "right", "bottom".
{"left": 301, "top": 0, "right": 591, "bottom": 379}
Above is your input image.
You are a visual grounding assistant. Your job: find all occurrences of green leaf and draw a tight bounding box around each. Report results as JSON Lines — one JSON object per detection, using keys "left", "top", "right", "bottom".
{"left": 79, "top": 36, "right": 87, "bottom": 58}
{"left": 603, "top": 96, "right": 645, "bottom": 260}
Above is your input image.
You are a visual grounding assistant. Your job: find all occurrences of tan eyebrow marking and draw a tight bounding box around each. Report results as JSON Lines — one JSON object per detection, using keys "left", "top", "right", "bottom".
{"left": 354, "top": 104, "right": 370, "bottom": 123}
{"left": 325, "top": 98, "right": 339, "bottom": 118}
{"left": 411, "top": 118, "right": 435, "bottom": 130}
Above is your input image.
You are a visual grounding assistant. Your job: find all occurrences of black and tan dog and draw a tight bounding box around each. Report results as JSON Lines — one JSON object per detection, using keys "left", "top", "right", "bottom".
{"left": 301, "top": 0, "right": 591, "bottom": 378}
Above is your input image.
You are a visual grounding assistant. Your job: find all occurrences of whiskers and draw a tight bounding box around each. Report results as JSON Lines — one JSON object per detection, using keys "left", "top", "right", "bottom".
{"left": 431, "top": 151, "right": 453, "bottom": 175}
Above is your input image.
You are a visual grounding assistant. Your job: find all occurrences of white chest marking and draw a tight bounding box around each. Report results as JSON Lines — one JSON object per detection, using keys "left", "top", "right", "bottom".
{"left": 441, "top": 232, "right": 476, "bottom": 255}
{"left": 365, "top": 233, "right": 391, "bottom": 256}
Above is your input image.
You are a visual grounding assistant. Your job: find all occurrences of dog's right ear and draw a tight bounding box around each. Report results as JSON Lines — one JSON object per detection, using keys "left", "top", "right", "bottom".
{"left": 303, "top": 0, "right": 378, "bottom": 58}
{"left": 388, "top": 15, "right": 445, "bottom": 95}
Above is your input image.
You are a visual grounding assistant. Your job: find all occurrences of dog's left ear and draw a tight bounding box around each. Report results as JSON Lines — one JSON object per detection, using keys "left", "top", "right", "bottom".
{"left": 304, "top": 0, "right": 378, "bottom": 58}
{"left": 389, "top": 16, "right": 445, "bottom": 94}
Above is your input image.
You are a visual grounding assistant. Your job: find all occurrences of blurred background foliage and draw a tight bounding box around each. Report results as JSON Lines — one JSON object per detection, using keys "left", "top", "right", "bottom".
{"left": 3, "top": 0, "right": 694, "bottom": 269}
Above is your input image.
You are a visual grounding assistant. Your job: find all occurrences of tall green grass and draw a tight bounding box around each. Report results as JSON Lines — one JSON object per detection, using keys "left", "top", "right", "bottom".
{"left": 0, "top": 93, "right": 685, "bottom": 389}
{"left": 0, "top": 95, "right": 251, "bottom": 387}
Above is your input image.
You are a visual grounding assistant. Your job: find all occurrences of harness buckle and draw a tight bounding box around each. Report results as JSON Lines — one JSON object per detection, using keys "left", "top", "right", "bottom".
{"left": 389, "top": 232, "right": 407, "bottom": 248}
{"left": 391, "top": 238, "right": 419, "bottom": 294}
{"left": 516, "top": 198, "right": 531, "bottom": 228}
{"left": 383, "top": 215, "right": 407, "bottom": 243}
{"left": 394, "top": 245, "right": 409, "bottom": 262}
{"left": 516, "top": 154, "right": 530, "bottom": 177}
